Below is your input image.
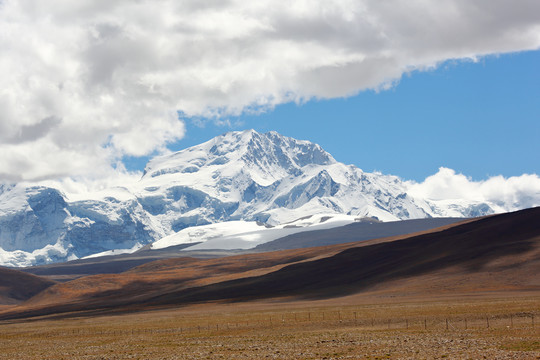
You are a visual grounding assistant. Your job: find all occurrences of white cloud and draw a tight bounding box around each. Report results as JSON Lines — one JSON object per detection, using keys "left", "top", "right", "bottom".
{"left": 1, "top": 0, "right": 540, "bottom": 180}
{"left": 407, "top": 167, "right": 540, "bottom": 209}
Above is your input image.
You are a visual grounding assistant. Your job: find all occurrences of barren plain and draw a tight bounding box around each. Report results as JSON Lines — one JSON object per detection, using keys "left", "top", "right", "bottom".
{"left": 0, "top": 294, "right": 538, "bottom": 359}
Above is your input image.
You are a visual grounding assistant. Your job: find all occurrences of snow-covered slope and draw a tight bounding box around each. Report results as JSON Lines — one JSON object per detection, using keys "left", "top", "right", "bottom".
{"left": 0, "top": 130, "right": 536, "bottom": 267}
{"left": 151, "top": 213, "right": 356, "bottom": 251}
{"left": 0, "top": 184, "right": 155, "bottom": 267}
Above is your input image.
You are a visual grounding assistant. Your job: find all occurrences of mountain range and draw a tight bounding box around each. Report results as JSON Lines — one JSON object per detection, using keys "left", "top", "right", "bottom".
{"left": 0, "top": 130, "right": 536, "bottom": 267}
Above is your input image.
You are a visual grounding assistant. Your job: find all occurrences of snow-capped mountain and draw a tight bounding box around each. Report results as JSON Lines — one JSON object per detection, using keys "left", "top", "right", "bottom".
{"left": 138, "top": 130, "right": 428, "bottom": 228}
{"left": 0, "top": 130, "right": 535, "bottom": 267}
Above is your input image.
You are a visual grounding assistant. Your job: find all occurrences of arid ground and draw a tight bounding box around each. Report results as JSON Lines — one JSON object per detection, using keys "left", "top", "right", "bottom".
{"left": 0, "top": 293, "right": 538, "bottom": 359}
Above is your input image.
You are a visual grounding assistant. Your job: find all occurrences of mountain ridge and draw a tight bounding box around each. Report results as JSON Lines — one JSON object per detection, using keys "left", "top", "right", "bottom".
{"left": 0, "top": 130, "right": 537, "bottom": 267}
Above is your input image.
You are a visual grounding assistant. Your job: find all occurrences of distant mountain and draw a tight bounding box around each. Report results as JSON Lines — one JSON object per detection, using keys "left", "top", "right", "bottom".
{"left": 140, "top": 129, "right": 431, "bottom": 226}
{"left": 0, "top": 130, "right": 536, "bottom": 267}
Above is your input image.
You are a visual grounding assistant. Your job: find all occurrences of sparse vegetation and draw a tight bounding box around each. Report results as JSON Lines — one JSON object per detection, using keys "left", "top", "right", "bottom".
{"left": 0, "top": 295, "right": 538, "bottom": 359}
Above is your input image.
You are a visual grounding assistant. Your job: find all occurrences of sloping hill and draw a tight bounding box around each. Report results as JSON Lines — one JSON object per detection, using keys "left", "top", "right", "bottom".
{"left": 1, "top": 207, "right": 538, "bottom": 320}
{"left": 0, "top": 267, "right": 56, "bottom": 305}
{"left": 152, "top": 207, "right": 538, "bottom": 303}
{"left": 20, "top": 217, "right": 463, "bottom": 282}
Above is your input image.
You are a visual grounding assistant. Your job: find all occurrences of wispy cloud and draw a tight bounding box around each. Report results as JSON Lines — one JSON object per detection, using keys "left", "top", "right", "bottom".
{"left": 1, "top": 0, "right": 540, "bottom": 180}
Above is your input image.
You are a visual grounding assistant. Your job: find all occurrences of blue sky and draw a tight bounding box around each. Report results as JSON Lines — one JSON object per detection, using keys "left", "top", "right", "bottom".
{"left": 125, "top": 50, "right": 540, "bottom": 182}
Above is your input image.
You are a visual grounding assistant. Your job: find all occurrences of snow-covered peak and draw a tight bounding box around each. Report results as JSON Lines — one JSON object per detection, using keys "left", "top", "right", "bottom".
{"left": 142, "top": 130, "right": 335, "bottom": 187}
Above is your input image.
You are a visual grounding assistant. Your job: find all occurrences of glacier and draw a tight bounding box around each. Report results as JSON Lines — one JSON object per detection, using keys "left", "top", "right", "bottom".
{"left": 0, "top": 129, "right": 536, "bottom": 267}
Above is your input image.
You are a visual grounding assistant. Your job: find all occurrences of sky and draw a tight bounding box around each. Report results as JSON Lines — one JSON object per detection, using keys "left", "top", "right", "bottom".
{"left": 156, "top": 50, "right": 540, "bottom": 182}
{"left": 1, "top": 1, "right": 540, "bottom": 196}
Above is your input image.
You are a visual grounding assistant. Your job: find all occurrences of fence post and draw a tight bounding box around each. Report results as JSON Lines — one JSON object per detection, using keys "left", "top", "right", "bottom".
{"left": 486, "top": 317, "right": 490, "bottom": 329}
{"left": 424, "top": 319, "right": 427, "bottom": 330}
{"left": 465, "top": 318, "right": 467, "bottom": 330}
{"left": 446, "top": 319, "right": 449, "bottom": 330}
{"left": 510, "top": 315, "right": 513, "bottom": 328}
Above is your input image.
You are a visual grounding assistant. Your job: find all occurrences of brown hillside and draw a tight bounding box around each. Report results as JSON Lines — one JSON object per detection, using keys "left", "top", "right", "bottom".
{"left": 0, "top": 267, "right": 56, "bottom": 305}
{"left": 17, "top": 218, "right": 468, "bottom": 314}
{"left": 1, "top": 207, "right": 538, "bottom": 320}
{"left": 148, "top": 206, "right": 538, "bottom": 304}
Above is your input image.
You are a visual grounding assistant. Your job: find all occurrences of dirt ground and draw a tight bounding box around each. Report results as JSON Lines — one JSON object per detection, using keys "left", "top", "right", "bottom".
{"left": 0, "top": 294, "right": 538, "bottom": 359}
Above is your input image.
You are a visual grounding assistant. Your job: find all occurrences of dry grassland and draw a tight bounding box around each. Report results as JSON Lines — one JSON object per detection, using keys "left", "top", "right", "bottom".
{"left": 0, "top": 294, "right": 538, "bottom": 359}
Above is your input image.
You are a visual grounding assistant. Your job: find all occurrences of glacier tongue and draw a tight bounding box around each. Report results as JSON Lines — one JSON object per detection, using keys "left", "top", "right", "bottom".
{"left": 0, "top": 130, "right": 532, "bottom": 267}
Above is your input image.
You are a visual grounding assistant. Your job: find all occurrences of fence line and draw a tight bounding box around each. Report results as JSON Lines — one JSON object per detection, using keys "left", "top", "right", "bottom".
{"left": 8, "top": 311, "right": 536, "bottom": 339}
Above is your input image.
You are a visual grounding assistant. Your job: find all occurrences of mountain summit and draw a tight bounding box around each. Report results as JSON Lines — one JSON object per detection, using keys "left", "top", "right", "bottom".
{"left": 144, "top": 130, "right": 335, "bottom": 186}
{"left": 136, "top": 130, "right": 429, "bottom": 228}
{"left": 0, "top": 130, "right": 530, "bottom": 266}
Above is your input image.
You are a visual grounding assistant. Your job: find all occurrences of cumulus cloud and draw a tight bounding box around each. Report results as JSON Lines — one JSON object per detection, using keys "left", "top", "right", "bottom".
{"left": 1, "top": 0, "right": 540, "bottom": 180}
{"left": 407, "top": 168, "right": 540, "bottom": 210}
